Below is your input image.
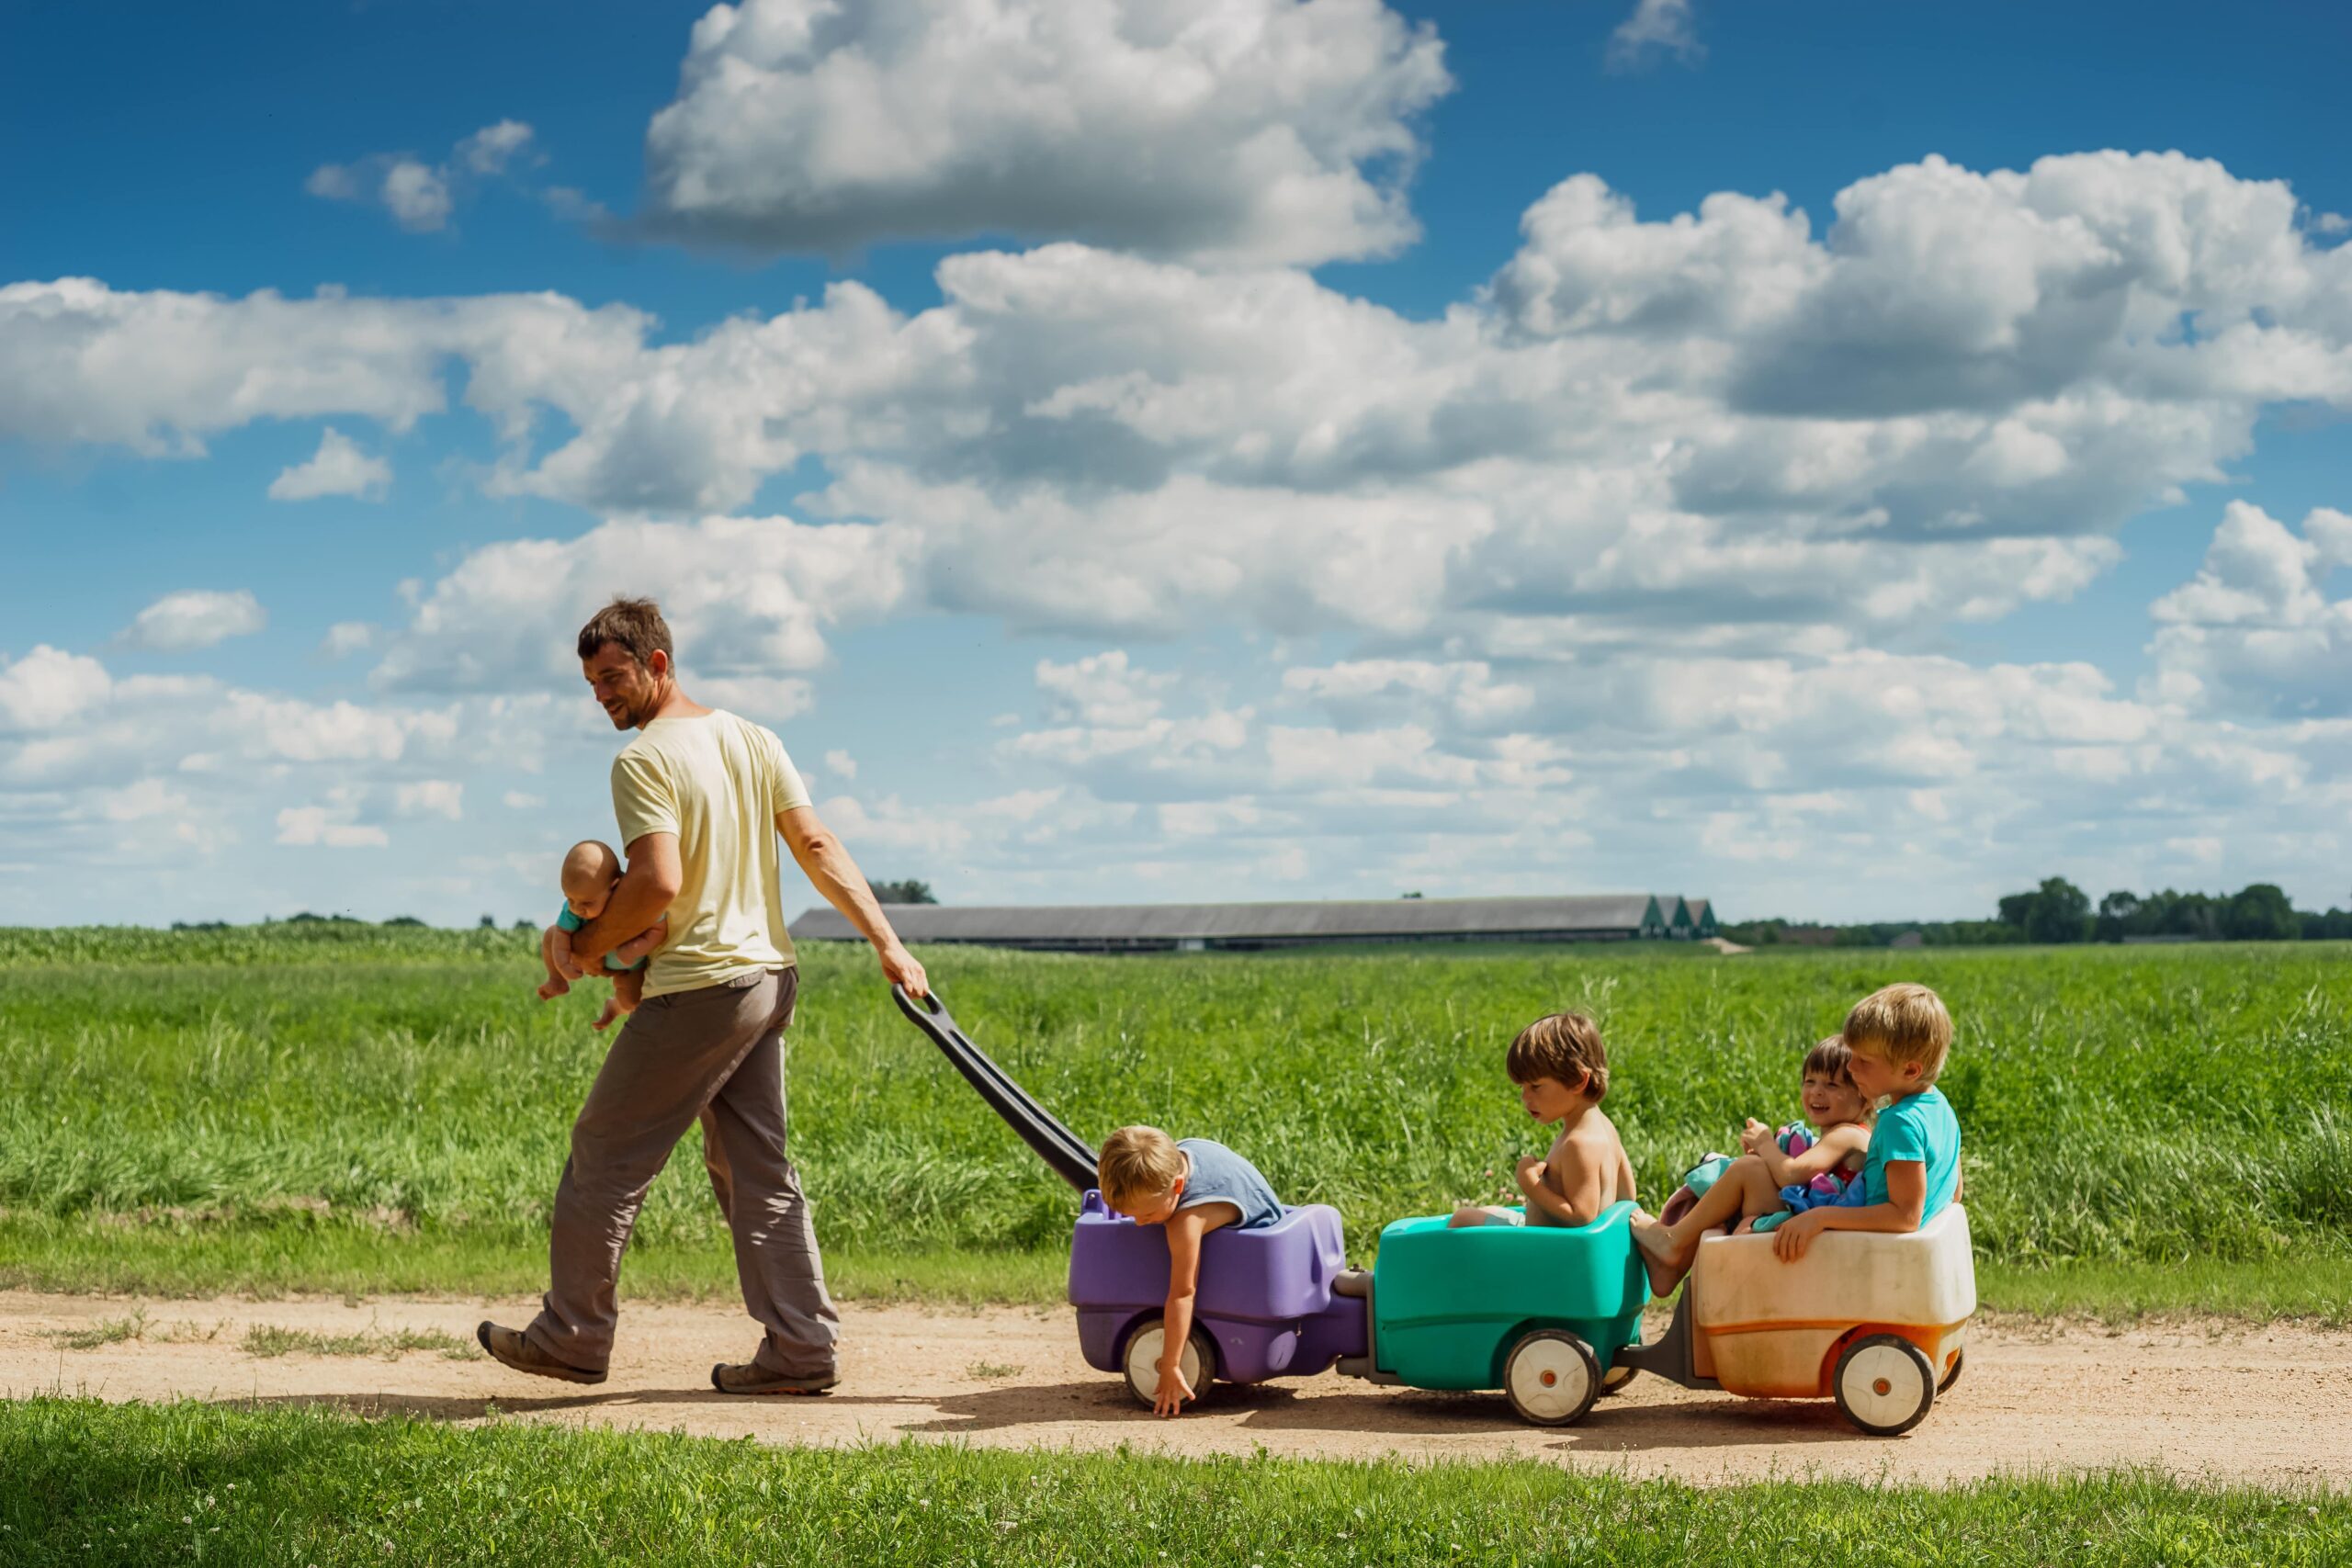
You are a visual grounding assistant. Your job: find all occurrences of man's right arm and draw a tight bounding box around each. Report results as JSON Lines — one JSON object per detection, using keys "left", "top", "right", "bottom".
{"left": 566, "top": 833, "right": 682, "bottom": 965}
{"left": 776, "top": 804, "right": 928, "bottom": 997}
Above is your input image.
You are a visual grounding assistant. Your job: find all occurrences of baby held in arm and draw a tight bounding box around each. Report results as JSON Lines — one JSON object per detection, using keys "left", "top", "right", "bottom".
{"left": 537, "top": 840, "right": 669, "bottom": 1032}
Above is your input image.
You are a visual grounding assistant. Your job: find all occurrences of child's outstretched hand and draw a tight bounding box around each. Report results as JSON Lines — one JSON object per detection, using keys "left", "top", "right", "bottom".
{"left": 1152, "top": 1359, "right": 1196, "bottom": 1417}
{"left": 1737, "top": 1118, "right": 1775, "bottom": 1157}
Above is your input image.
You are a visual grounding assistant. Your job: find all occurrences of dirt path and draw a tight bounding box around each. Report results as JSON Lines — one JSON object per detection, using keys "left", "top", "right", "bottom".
{"left": 6, "top": 1292, "right": 2346, "bottom": 1489}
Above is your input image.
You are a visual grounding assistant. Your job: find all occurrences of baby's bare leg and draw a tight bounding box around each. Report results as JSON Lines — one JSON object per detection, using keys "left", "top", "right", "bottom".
{"left": 537, "top": 926, "right": 571, "bottom": 999}
{"left": 1448, "top": 1205, "right": 1526, "bottom": 1229}
{"left": 591, "top": 968, "right": 644, "bottom": 1032}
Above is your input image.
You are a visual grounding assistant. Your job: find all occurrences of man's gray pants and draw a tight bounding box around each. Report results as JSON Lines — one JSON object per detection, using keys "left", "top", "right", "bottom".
{"left": 525, "top": 967, "right": 837, "bottom": 1378}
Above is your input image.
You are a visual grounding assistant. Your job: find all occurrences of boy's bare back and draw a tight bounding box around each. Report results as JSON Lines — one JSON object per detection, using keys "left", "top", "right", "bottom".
{"left": 1532, "top": 1107, "right": 1636, "bottom": 1227}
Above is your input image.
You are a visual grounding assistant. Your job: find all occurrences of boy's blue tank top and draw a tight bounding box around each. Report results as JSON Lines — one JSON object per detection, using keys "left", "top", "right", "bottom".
{"left": 1175, "top": 1138, "right": 1282, "bottom": 1231}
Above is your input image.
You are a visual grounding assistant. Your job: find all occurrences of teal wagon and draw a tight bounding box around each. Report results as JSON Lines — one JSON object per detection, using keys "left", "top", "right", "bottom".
{"left": 1336, "top": 1201, "right": 1648, "bottom": 1423}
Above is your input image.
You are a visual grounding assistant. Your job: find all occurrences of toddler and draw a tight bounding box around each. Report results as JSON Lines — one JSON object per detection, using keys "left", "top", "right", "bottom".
{"left": 1097, "top": 1125, "right": 1283, "bottom": 1417}
{"left": 1450, "top": 1010, "right": 1636, "bottom": 1230}
{"left": 537, "top": 840, "right": 669, "bottom": 1032}
{"left": 1633, "top": 1037, "right": 1872, "bottom": 1294}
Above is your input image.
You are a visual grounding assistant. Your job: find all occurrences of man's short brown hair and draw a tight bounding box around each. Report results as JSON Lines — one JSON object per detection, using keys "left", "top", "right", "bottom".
{"left": 1097, "top": 1125, "right": 1186, "bottom": 1207}
{"left": 576, "top": 596, "right": 673, "bottom": 668}
{"left": 1843, "top": 982, "right": 1953, "bottom": 1084}
{"left": 1505, "top": 1011, "right": 1609, "bottom": 1100}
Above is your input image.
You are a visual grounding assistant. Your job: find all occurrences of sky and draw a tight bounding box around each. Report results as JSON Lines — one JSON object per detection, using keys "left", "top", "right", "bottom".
{"left": 5, "top": 0, "right": 2351, "bottom": 929}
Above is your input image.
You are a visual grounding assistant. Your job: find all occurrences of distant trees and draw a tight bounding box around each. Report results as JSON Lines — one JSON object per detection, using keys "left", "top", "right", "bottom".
{"left": 1723, "top": 877, "right": 2352, "bottom": 949}
{"left": 2008, "top": 878, "right": 2339, "bottom": 944}
{"left": 868, "top": 878, "right": 938, "bottom": 906}
{"left": 1997, "top": 877, "right": 2093, "bottom": 944}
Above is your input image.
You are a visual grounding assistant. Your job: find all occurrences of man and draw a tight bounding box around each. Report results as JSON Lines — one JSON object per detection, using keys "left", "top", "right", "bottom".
{"left": 478, "top": 596, "right": 928, "bottom": 1393}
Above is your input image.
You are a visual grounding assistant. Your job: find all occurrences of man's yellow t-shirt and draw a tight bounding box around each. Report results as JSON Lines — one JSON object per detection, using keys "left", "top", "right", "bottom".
{"left": 609, "top": 710, "right": 810, "bottom": 999}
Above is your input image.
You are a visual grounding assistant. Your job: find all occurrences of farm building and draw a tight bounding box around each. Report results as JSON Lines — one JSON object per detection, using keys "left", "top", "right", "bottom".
{"left": 788, "top": 894, "right": 1721, "bottom": 954}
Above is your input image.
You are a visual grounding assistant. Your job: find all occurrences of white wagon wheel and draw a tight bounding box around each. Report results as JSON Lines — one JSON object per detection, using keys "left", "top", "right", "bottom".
{"left": 1937, "top": 1347, "right": 1964, "bottom": 1394}
{"left": 1502, "top": 1329, "right": 1601, "bottom": 1427}
{"left": 1600, "top": 1361, "right": 1638, "bottom": 1396}
{"left": 1122, "top": 1318, "right": 1216, "bottom": 1409}
{"left": 1833, "top": 1334, "right": 1937, "bottom": 1437}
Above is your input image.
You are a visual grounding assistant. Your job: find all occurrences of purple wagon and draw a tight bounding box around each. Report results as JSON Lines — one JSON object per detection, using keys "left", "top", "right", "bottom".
{"left": 895, "top": 985, "right": 1374, "bottom": 1402}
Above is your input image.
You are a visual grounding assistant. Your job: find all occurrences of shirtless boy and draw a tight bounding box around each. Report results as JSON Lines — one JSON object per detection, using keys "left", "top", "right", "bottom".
{"left": 1451, "top": 1010, "right": 1637, "bottom": 1229}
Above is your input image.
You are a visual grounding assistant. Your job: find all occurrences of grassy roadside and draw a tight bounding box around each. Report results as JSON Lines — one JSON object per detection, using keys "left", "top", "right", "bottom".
{"left": 6, "top": 929, "right": 2350, "bottom": 1325}
{"left": 6, "top": 1213, "right": 2349, "bottom": 1327}
{"left": 3, "top": 1397, "right": 2344, "bottom": 1567}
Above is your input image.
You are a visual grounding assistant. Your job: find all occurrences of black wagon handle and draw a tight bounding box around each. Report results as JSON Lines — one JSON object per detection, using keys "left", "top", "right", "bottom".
{"left": 892, "top": 982, "right": 1099, "bottom": 1192}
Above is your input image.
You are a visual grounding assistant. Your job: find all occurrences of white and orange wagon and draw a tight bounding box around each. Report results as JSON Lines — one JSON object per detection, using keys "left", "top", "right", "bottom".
{"left": 1616, "top": 1204, "right": 1975, "bottom": 1435}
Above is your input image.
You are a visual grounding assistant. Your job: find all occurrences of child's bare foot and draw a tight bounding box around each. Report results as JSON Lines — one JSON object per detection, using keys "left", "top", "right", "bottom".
{"left": 592, "top": 998, "right": 628, "bottom": 1032}
{"left": 537, "top": 976, "right": 570, "bottom": 1000}
{"left": 1629, "top": 1215, "right": 1689, "bottom": 1298}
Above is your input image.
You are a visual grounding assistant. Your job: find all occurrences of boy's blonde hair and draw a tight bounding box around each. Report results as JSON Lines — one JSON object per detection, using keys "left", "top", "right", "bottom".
{"left": 1097, "top": 1125, "right": 1186, "bottom": 1206}
{"left": 1505, "top": 1012, "right": 1609, "bottom": 1100}
{"left": 1843, "top": 983, "right": 1952, "bottom": 1085}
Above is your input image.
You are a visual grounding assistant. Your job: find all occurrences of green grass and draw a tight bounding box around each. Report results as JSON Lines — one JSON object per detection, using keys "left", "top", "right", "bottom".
{"left": 2, "top": 1398, "right": 2345, "bottom": 1567}
{"left": 239, "top": 1324, "right": 481, "bottom": 1360}
{"left": 3, "top": 925, "right": 2348, "bottom": 1318}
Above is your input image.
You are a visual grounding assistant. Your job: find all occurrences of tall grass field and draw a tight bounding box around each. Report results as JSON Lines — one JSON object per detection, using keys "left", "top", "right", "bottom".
{"left": 3, "top": 925, "right": 2347, "bottom": 1316}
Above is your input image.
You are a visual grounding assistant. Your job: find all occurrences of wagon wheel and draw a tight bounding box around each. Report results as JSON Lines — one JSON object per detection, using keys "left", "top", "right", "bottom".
{"left": 1502, "top": 1329, "right": 1601, "bottom": 1427}
{"left": 1122, "top": 1318, "right": 1216, "bottom": 1409}
{"left": 1833, "top": 1334, "right": 1936, "bottom": 1437}
{"left": 1937, "top": 1347, "right": 1963, "bottom": 1394}
{"left": 1600, "top": 1361, "right": 1638, "bottom": 1396}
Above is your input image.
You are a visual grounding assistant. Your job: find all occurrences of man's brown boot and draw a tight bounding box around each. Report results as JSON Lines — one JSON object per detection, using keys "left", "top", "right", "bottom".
{"left": 710, "top": 1359, "right": 837, "bottom": 1395}
{"left": 476, "top": 1322, "right": 606, "bottom": 1385}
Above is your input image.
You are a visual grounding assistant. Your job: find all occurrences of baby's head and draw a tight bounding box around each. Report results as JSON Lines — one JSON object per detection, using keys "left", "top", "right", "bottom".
{"left": 1097, "top": 1125, "right": 1188, "bottom": 1224}
{"left": 1841, "top": 982, "right": 1952, "bottom": 1103}
{"left": 1798, "top": 1035, "right": 1871, "bottom": 1130}
{"left": 559, "top": 840, "right": 623, "bottom": 920}
{"left": 1505, "top": 1011, "right": 1609, "bottom": 1124}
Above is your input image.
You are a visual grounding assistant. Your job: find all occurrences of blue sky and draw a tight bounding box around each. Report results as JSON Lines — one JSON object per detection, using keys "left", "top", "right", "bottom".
{"left": 6, "top": 0, "right": 2350, "bottom": 927}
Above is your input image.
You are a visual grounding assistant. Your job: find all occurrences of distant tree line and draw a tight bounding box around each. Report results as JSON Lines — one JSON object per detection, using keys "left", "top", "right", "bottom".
{"left": 1724, "top": 877, "right": 2352, "bottom": 949}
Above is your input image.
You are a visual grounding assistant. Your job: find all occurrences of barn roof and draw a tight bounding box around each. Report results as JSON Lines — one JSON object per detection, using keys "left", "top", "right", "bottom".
{"left": 788, "top": 893, "right": 1668, "bottom": 944}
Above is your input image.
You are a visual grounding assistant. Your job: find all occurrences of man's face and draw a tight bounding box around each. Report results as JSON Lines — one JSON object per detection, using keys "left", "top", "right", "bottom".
{"left": 582, "top": 643, "right": 663, "bottom": 729}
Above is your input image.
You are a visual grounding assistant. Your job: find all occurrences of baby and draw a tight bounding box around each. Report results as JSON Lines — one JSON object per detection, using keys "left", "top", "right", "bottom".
{"left": 1096, "top": 1125, "right": 1284, "bottom": 1417}
{"left": 1451, "top": 1010, "right": 1636, "bottom": 1230}
{"left": 1633, "top": 1036, "right": 1873, "bottom": 1294}
{"left": 536, "top": 840, "right": 669, "bottom": 1032}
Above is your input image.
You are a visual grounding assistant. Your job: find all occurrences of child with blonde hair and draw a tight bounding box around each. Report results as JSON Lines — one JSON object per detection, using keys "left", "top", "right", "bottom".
{"left": 1096, "top": 1125, "right": 1283, "bottom": 1417}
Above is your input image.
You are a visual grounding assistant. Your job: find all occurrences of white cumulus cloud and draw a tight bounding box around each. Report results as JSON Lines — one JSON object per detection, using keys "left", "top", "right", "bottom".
{"left": 119, "top": 590, "right": 266, "bottom": 653}
{"left": 269, "top": 427, "right": 392, "bottom": 501}
{"left": 636, "top": 0, "right": 1451, "bottom": 265}
{"left": 307, "top": 120, "right": 539, "bottom": 233}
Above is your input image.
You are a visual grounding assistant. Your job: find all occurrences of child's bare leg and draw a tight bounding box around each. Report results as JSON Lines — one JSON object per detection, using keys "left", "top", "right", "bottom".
{"left": 1631, "top": 1156, "right": 1781, "bottom": 1295}
{"left": 1448, "top": 1205, "right": 1525, "bottom": 1228}
{"left": 537, "top": 927, "right": 571, "bottom": 1000}
{"left": 592, "top": 968, "right": 643, "bottom": 1032}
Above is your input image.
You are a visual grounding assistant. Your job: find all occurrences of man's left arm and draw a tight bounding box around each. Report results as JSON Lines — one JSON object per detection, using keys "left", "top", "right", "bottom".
{"left": 563, "top": 832, "right": 683, "bottom": 968}
{"left": 777, "top": 805, "right": 929, "bottom": 998}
